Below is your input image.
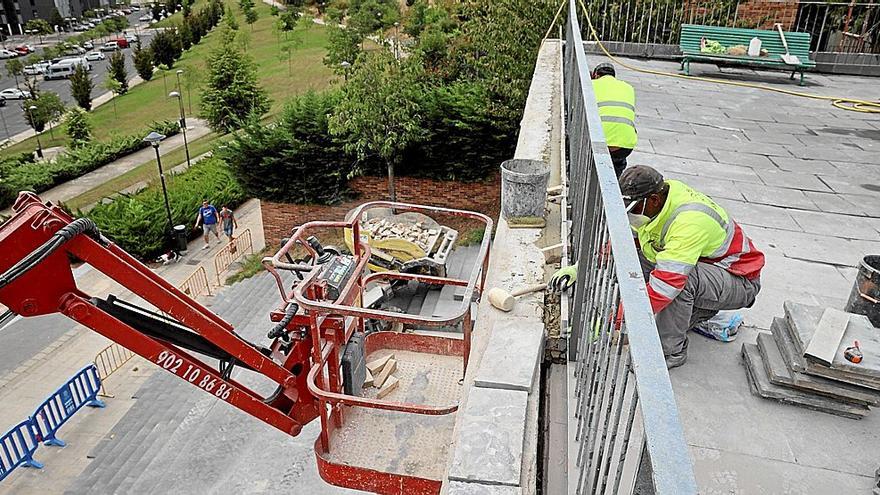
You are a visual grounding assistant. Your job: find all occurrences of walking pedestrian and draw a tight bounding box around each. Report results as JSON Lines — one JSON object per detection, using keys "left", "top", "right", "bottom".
{"left": 219, "top": 205, "right": 238, "bottom": 243}
{"left": 194, "top": 199, "right": 221, "bottom": 249}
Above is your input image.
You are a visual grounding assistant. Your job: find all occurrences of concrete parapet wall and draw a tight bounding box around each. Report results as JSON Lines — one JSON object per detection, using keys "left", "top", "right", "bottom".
{"left": 441, "top": 39, "right": 561, "bottom": 494}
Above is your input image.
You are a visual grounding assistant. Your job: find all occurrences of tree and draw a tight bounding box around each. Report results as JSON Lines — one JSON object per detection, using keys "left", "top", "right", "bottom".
{"left": 200, "top": 32, "right": 270, "bottom": 132}
{"left": 149, "top": 28, "right": 182, "bottom": 68}
{"left": 225, "top": 6, "right": 239, "bottom": 30}
{"left": 23, "top": 92, "right": 66, "bottom": 135}
{"left": 108, "top": 51, "right": 129, "bottom": 94}
{"left": 69, "top": 64, "right": 94, "bottom": 110}
{"left": 244, "top": 6, "right": 258, "bottom": 29}
{"left": 179, "top": 21, "right": 193, "bottom": 51}
{"left": 49, "top": 8, "right": 64, "bottom": 30}
{"left": 348, "top": 0, "right": 399, "bottom": 35}
{"left": 329, "top": 52, "right": 425, "bottom": 201}
{"left": 64, "top": 107, "right": 92, "bottom": 145}
{"left": 103, "top": 77, "right": 122, "bottom": 119}
{"left": 324, "top": 25, "right": 363, "bottom": 74}
{"left": 133, "top": 47, "right": 154, "bottom": 81}
{"left": 24, "top": 19, "right": 53, "bottom": 35}
{"left": 6, "top": 59, "right": 24, "bottom": 89}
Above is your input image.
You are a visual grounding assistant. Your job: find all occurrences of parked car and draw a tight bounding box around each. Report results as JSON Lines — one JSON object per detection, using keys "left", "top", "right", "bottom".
{"left": 73, "top": 24, "right": 88, "bottom": 31}
{"left": 0, "top": 50, "right": 19, "bottom": 59}
{"left": 44, "top": 60, "right": 90, "bottom": 80}
{"left": 23, "top": 62, "right": 50, "bottom": 75}
{"left": 0, "top": 88, "right": 33, "bottom": 99}
{"left": 100, "top": 41, "right": 120, "bottom": 52}
{"left": 65, "top": 45, "right": 87, "bottom": 55}
{"left": 138, "top": 14, "right": 152, "bottom": 22}
{"left": 111, "top": 38, "right": 129, "bottom": 49}
{"left": 131, "top": 5, "right": 141, "bottom": 11}
{"left": 82, "top": 40, "right": 94, "bottom": 49}
{"left": 0, "top": 96, "right": 5, "bottom": 107}
{"left": 124, "top": 34, "right": 138, "bottom": 44}
{"left": 85, "top": 51, "right": 105, "bottom": 61}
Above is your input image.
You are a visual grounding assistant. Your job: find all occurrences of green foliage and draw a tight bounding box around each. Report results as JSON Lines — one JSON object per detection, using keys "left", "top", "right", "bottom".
{"left": 200, "top": 33, "right": 270, "bottom": 132}
{"left": 64, "top": 108, "right": 93, "bottom": 146}
{"left": 69, "top": 64, "right": 94, "bottom": 111}
{"left": 24, "top": 19, "right": 53, "bottom": 35}
{"left": 244, "top": 7, "right": 259, "bottom": 27}
{"left": 149, "top": 27, "right": 183, "bottom": 68}
{"left": 179, "top": 20, "right": 193, "bottom": 50}
{"left": 86, "top": 157, "right": 246, "bottom": 259}
{"left": 6, "top": 59, "right": 24, "bottom": 88}
{"left": 49, "top": 8, "right": 64, "bottom": 29}
{"left": 23, "top": 92, "right": 65, "bottom": 133}
{"left": 270, "top": 5, "right": 279, "bottom": 16}
{"left": 347, "top": 0, "right": 400, "bottom": 34}
{"left": 329, "top": 52, "right": 425, "bottom": 199}
{"left": 221, "top": 90, "right": 352, "bottom": 204}
{"left": 133, "top": 47, "right": 154, "bottom": 81}
{"left": 226, "top": 6, "right": 240, "bottom": 30}
{"left": 225, "top": 248, "right": 269, "bottom": 284}
{"left": 323, "top": 25, "right": 362, "bottom": 73}
{"left": 0, "top": 121, "right": 180, "bottom": 209}
{"left": 108, "top": 51, "right": 129, "bottom": 94}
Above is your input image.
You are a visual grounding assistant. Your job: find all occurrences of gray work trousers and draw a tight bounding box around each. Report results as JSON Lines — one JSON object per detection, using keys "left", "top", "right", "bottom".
{"left": 640, "top": 255, "right": 761, "bottom": 356}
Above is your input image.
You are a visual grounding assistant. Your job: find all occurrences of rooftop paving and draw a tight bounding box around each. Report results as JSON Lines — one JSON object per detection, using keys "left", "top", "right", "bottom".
{"left": 607, "top": 55, "right": 880, "bottom": 492}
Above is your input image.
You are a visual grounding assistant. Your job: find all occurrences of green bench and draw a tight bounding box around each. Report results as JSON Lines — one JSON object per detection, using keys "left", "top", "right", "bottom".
{"left": 680, "top": 24, "right": 816, "bottom": 85}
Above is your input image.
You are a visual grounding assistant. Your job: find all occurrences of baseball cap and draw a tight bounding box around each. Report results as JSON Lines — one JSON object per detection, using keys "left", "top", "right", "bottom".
{"left": 619, "top": 165, "right": 664, "bottom": 202}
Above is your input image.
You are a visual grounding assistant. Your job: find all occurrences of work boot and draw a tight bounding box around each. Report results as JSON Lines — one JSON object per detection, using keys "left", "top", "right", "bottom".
{"left": 692, "top": 312, "right": 742, "bottom": 343}
{"left": 665, "top": 338, "right": 688, "bottom": 369}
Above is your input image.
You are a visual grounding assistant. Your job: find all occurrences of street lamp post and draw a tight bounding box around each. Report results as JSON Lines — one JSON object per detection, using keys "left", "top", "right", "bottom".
{"left": 393, "top": 22, "right": 399, "bottom": 60}
{"left": 143, "top": 131, "right": 174, "bottom": 244}
{"left": 169, "top": 91, "right": 191, "bottom": 169}
{"left": 340, "top": 60, "right": 350, "bottom": 82}
{"left": 27, "top": 105, "right": 43, "bottom": 159}
{"left": 174, "top": 69, "right": 187, "bottom": 126}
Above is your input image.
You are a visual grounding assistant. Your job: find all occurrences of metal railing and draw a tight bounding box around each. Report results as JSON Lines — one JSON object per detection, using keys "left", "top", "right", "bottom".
{"left": 582, "top": 0, "right": 879, "bottom": 54}
{"left": 563, "top": 1, "right": 697, "bottom": 493}
{"left": 179, "top": 265, "right": 212, "bottom": 299}
{"left": 94, "top": 342, "right": 136, "bottom": 397}
{"left": 213, "top": 228, "right": 253, "bottom": 286}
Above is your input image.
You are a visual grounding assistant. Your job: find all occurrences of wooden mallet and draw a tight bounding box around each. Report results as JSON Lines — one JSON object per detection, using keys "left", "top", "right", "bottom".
{"left": 487, "top": 283, "right": 548, "bottom": 312}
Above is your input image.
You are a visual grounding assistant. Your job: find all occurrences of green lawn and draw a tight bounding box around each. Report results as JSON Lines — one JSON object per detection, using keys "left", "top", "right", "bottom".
{"left": 2, "top": 1, "right": 336, "bottom": 158}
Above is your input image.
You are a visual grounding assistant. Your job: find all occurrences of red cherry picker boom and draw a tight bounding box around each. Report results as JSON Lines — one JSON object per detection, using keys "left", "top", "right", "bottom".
{"left": 0, "top": 192, "right": 492, "bottom": 494}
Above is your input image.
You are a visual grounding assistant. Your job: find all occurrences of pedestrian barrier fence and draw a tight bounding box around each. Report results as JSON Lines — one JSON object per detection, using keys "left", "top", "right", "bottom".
{"left": 179, "top": 265, "right": 212, "bottom": 299}
{"left": 214, "top": 228, "right": 254, "bottom": 285}
{"left": 95, "top": 342, "right": 136, "bottom": 397}
{"left": 564, "top": 1, "right": 697, "bottom": 493}
{"left": 0, "top": 419, "right": 43, "bottom": 482}
{"left": 31, "top": 364, "right": 105, "bottom": 448}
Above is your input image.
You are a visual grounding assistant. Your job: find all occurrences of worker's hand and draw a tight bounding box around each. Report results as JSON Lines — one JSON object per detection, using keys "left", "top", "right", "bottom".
{"left": 549, "top": 265, "right": 578, "bottom": 292}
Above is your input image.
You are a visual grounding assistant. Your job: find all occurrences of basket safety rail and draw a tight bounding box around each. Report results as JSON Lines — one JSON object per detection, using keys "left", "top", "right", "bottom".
{"left": 0, "top": 419, "right": 43, "bottom": 481}
{"left": 94, "top": 342, "right": 135, "bottom": 397}
{"left": 179, "top": 265, "right": 212, "bottom": 299}
{"left": 213, "top": 229, "right": 254, "bottom": 286}
{"left": 30, "top": 364, "right": 105, "bottom": 448}
{"left": 563, "top": 2, "right": 697, "bottom": 493}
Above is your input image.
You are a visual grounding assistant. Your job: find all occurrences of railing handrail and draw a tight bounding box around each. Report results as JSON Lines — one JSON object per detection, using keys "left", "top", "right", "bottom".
{"left": 213, "top": 229, "right": 253, "bottom": 286}
{"left": 565, "top": 1, "right": 697, "bottom": 493}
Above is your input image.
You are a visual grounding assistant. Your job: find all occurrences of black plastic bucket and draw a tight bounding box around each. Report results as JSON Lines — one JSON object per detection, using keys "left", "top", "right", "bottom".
{"left": 845, "top": 255, "right": 880, "bottom": 328}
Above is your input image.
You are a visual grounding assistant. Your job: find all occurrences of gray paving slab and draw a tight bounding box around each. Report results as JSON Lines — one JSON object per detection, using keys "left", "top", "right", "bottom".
{"left": 659, "top": 173, "right": 745, "bottom": 202}
{"left": 448, "top": 388, "right": 528, "bottom": 487}
{"left": 710, "top": 149, "right": 780, "bottom": 170}
{"left": 736, "top": 182, "right": 820, "bottom": 210}
{"left": 473, "top": 318, "right": 544, "bottom": 392}
{"left": 742, "top": 342, "right": 869, "bottom": 419}
{"left": 742, "top": 130, "right": 803, "bottom": 145}
{"left": 803, "top": 191, "right": 868, "bottom": 216}
{"left": 648, "top": 140, "right": 716, "bottom": 162}
{"left": 832, "top": 161, "right": 880, "bottom": 183}
{"left": 788, "top": 209, "right": 880, "bottom": 241}
{"left": 447, "top": 481, "right": 522, "bottom": 495}
{"left": 756, "top": 169, "right": 833, "bottom": 193}
{"left": 770, "top": 230, "right": 868, "bottom": 266}
{"left": 768, "top": 156, "right": 842, "bottom": 175}
{"left": 717, "top": 199, "right": 802, "bottom": 232}
{"left": 817, "top": 174, "right": 880, "bottom": 199}
{"left": 635, "top": 152, "right": 763, "bottom": 184}
{"left": 784, "top": 144, "right": 859, "bottom": 162}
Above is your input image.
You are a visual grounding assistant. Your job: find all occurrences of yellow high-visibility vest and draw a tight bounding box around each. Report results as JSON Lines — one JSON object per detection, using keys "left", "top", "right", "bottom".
{"left": 593, "top": 75, "right": 637, "bottom": 149}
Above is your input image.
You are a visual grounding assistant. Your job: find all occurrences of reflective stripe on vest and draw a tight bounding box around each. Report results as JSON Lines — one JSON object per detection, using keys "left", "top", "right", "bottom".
{"left": 597, "top": 100, "right": 636, "bottom": 112}
{"left": 659, "top": 197, "right": 751, "bottom": 273}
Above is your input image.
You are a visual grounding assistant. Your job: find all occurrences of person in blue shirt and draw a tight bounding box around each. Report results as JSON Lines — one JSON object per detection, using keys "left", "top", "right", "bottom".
{"left": 194, "top": 200, "right": 221, "bottom": 249}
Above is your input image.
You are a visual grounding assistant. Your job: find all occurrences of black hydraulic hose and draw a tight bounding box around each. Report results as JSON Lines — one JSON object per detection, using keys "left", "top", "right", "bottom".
{"left": 267, "top": 302, "right": 298, "bottom": 341}
{"left": 0, "top": 218, "right": 101, "bottom": 290}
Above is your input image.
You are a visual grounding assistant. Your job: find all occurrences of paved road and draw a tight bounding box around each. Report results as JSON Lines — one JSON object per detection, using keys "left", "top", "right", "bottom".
{"left": 0, "top": 12, "right": 155, "bottom": 142}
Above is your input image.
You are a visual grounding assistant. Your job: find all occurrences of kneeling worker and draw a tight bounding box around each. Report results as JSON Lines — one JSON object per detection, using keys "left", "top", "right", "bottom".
{"left": 592, "top": 62, "right": 637, "bottom": 177}
{"left": 551, "top": 166, "right": 764, "bottom": 368}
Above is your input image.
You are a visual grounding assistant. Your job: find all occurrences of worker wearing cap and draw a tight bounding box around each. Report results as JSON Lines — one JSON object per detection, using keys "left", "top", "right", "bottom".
{"left": 551, "top": 166, "right": 764, "bottom": 368}
{"left": 592, "top": 62, "right": 637, "bottom": 177}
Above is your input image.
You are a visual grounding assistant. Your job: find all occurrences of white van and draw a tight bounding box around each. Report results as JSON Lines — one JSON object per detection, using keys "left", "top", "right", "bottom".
{"left": 44, "top": 61, "right": 77, "bottom": 80}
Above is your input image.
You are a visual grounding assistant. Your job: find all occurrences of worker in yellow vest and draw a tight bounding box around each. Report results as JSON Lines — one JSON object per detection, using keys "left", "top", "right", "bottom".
{"left": 591, "top": 63, "right": 637, "bottom": 177}
{"left": 550, "top": 166, "right": 765, "bottom": 369}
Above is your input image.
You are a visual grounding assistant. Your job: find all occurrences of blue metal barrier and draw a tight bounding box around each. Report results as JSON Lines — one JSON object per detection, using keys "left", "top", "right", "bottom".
{"left": 31, "top": 364, "right": 105, "bottom": 448}
{"left": 0, "top": 419, "right": 43, "bottom": 481}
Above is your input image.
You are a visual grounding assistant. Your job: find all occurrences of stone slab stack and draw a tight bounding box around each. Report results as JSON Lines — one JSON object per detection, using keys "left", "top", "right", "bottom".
{"left": 742, "top": 301, "right": 880, "bottom": 419}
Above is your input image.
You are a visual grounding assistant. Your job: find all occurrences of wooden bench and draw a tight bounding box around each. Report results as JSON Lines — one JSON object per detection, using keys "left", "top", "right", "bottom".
{"left": 680, "top": 24, "right": 816, "bottom": 85}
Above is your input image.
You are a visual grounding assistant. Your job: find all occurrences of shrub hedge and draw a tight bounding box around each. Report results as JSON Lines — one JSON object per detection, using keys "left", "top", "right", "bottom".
{"left": 0, "top": 121, "right": 179, "bottom": 209}
{"left": 86, "top": 157, "right": 246, "bottom": 260}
